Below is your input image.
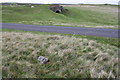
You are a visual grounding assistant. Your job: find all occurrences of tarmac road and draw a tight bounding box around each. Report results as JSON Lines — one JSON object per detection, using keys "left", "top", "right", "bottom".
{"left": 1, "top": 23, "right": 119, "bottom": 38}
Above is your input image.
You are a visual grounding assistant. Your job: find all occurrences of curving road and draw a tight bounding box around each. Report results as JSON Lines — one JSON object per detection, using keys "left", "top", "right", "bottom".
{"left": 1, "top": 23, "right": 119, "bottom": 38}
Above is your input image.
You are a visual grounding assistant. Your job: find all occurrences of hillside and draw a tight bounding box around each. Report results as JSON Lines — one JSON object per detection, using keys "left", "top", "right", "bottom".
{"left": 2, "top": 4, "right": 118, "bottom": 28}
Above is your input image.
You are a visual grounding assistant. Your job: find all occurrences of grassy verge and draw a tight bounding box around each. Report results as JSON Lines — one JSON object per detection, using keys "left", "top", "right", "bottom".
{"left": 2, "top": 28, "right": 119, "bottom": 47}
{"left": 2, "top": 31, "right": 118, "bottom": 78}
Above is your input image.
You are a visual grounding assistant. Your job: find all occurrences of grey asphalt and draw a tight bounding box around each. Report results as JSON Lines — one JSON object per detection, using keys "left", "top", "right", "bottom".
{"left": 1, "top": 23, "right": 119, "bottom": 38}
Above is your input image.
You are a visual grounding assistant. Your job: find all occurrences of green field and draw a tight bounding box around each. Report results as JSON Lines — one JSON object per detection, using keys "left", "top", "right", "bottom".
{"left": 2, "top": 4, "right": 118, "bottom": 28}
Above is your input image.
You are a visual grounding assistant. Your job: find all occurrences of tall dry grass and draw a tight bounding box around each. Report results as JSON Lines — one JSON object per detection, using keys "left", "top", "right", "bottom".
{"left": 2, "top": 32, "right": 118, "bottom": 78}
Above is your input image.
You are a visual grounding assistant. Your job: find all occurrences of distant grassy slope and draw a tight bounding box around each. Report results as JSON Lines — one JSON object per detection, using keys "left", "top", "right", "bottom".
{"left": 2, "top": 4, "right": 118, "bottom": 28}
{"left": 0, "top": 5, "right": 2, "bottom": 22}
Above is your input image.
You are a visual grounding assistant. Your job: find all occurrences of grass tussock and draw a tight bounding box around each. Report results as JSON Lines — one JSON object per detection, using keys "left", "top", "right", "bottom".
{"left": 2, "top": 32, "right": 118, "bottom": 78}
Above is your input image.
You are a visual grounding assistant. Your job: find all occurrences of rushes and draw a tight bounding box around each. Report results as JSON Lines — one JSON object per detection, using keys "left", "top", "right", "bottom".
{"left": 2, "top": 32, "right": 118, "bottom": 78}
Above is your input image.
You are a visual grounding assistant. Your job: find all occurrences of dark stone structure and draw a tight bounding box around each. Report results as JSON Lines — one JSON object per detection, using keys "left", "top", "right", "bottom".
{"left": 49, "top": 4, "right": 66, "bottom": 13}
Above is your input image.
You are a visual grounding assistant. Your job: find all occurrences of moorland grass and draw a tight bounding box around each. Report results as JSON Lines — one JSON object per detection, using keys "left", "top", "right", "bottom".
{"left": 2, "top": 32, "right": 118, "bottom": 78}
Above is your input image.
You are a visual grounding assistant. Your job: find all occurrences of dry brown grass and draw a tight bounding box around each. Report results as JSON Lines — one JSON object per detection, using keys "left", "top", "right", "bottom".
{"left": 2, "top": 32, "right": 118, "bottom": 78}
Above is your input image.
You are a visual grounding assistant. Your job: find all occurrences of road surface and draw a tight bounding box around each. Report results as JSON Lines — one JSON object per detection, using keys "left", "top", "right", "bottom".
{"left": 1, "top": 23, "right": 119, "bottom": 38}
